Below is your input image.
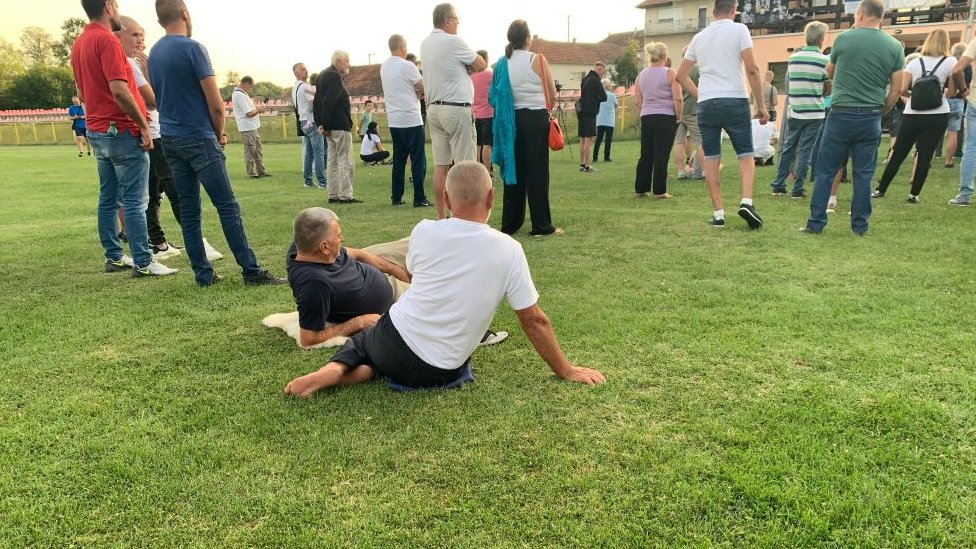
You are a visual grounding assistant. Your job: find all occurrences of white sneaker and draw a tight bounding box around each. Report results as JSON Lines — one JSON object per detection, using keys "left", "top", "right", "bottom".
{"left": 826, "top": 203, "right": 837, "bottom": 214}
{"left": 203, "top": 238, "right": 224, "bottom": 261}
{"left": 152, "top": 243, "right": 182, "bottom": 260}
{"left": 132, "top": 260, "right": 179, "bottom": 277}
{"left": 104, "top": 254, "right": 135, "bottom": 272}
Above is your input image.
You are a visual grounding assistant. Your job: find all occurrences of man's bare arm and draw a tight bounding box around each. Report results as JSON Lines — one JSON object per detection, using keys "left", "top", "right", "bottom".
{"left": 199, "top": 75, "right": 226, "bottom": 143}
{"left": 675, "top": 59, "right": 698, "bottom": 98}
{"left": 136, "top": 84, "right": 156, "bottom": 110}
{"left": 515, "top": 303, "right": 606, "bottom": 385}
{"left": 882, "top": 71, "right": 905, "bottom": 115}
{"left": 468, "top": 55, "right": 487, "bottom": 73}
{"left": 741, "top": 48, "right": 767, "bottom": 122}
{"left": 299, "top": 314, "right": 381, "bottom": 348}
{"left": 347, "top": 247, "right": 411, "bottom": 283}
{"left": 108, "top": 80, "right": 152, "bottom": 150}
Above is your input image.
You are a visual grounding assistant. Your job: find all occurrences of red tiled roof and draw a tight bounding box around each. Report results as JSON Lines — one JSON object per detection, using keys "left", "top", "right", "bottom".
{"left": 636, "top": 0, "right": 673, "bottom": 8}
{"left": 531, "top": 38, "right": 623, "bottom": 65}
{"left": 599, "top": 30, "right": 645, "bottom": 48}
{"left": 343, "top": 64, "right": 383, "bottom": 97}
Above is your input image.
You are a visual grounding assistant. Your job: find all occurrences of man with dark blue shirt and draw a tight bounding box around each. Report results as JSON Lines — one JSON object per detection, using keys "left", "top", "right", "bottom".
{"left": 149, "top": 0, "right": 285, "bottom": 287}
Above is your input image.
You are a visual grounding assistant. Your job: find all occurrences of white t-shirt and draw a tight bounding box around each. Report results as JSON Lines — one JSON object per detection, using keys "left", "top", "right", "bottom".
{"left": 380, "top": 56, "right": 424, "bottom": 128}
{"left": 751, "top": 119, "right": 776, "bottom": 157}
{"left": 232, "top": 88, "right": 261, "bottom": 131}
{"left": 389, "top": 218, "right": 540, "bottom": 369}
{"left": 361, "top": 133, "right": 381, "bottom": 155}
{"left": 903, "top": 55, "right": 957, "bottom": 115}
{"left": 419, "top": 29, "right": 478, "bottom": 104}
{"left": 685, "top": 19, "right": 753, "bottom": 102}
{"left": 128, "top": 58, "right": 160, "bottom": 139}
{"left": 294, "top": 80, "right": 315, "bottom": 122}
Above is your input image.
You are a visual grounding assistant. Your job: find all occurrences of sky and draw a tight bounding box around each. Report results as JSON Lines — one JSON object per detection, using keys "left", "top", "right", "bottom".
{"left": 1, "top": 0, "right": 645, "bottom": 86}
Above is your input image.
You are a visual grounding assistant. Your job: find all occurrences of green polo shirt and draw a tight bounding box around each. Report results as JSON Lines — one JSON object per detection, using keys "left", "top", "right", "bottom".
{"left": 830, "top": 27, "right": 904, "bottom": 108}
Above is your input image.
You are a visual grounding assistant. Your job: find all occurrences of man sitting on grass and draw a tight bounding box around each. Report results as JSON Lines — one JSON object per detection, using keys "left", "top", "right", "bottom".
{"left": 287, "top": 207, "right": 508, "bottom": 348}
{"left": 284, "top": 162, "right": 605, "bottom": 396}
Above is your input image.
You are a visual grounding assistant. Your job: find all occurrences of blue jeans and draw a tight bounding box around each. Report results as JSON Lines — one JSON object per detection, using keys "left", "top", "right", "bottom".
{"left": 947, "top": 98, "right": 964, "bottom": 132}
{"left": 807, "top": 108, "right": 882, "bottom": 234}
{"left": 302, "top": 123, "right": 327, "bottom": 186}
{"left": 390, "top": 125, "right": 428, "bottom": 204}
{"left": 960, "top": 107, "right": 976, "bottom": 199}
{"left": 161, "top": 136, "right": 263, "bottom": 285}
{"left": 88, "top": 130, "right": 152, "bottom": 267}
{"left": 697, "top": 98, "right": 754, "bottom": 159}
{"left": 770, "top": 117, "right": 823, "bottom": 193}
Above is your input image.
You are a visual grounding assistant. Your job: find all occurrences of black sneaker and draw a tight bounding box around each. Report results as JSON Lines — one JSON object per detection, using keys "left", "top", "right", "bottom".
{"left": 771, "top": 188, "right": 788, "bottom": 196}
{"left": 798, "top": 225, "right": 821, "bottom": 234}
{"left": 710, "top": 217, "right": 726, "bottom": 227}
{"left": 414, "top": 199, "right": 433, "bottom": 208}
{"left": 304, "top": 182, "right": 315, "bottom": 188}
{"left": 789, "top": 190, "right": 806, "bottom": 199}
{"left": 243, "top": 270, "right": 287, "bottom": 286}
{"left": 737, "top": 203, "right": 763, "bottom": 229}
{"left": 328, "top": 198, "right": 340, "bottom": 203}
{"left": 338, "top": 197, "right": 363, "bottom": 204}
{"left": 199, "top": 273, "right": 224, "bottom": 287}
{"left": 392, "top": 199, "right": 406, "bottom": 206}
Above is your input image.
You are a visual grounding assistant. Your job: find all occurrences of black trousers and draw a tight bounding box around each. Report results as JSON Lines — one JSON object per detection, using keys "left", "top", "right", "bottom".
{"left": 594, "top": 125, "right": 614, "bottom": 161}
{"left": 360, "top": 151, "right": 390, "bottom": 163}
{"left": 634, "top": 114, "right": 678, "bottom": 195}
{"left": 331, "top": 314, "right": 468, "bottom": 389}
{"left": 502, "top": 109, "right": 555, "bottom": 236}
{"left": 876, "top": 113, "right": 949, "bottom": 196}
{"left": 147, "top": 138, "right": 181, "bottom": 245}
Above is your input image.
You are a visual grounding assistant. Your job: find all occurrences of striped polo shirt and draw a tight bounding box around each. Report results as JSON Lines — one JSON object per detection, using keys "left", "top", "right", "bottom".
{"left": 786, "top": 46, "right": 830, "bottom": 120}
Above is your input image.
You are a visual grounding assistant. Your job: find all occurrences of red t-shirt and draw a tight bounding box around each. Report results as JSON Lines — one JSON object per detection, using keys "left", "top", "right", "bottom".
{"left": 70, "top": 23, "right": 146, "bottom": 135}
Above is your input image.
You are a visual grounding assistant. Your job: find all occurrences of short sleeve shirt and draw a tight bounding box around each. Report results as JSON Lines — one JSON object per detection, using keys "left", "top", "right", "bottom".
{"left": 419, "top": 30, "right": 479, "bottom": 104}
{"left": 148, "top": 35, "right": 217, "bottom": 139}
{"left": 471, "top": 69, "right": 494, "bottom": 119}
{"left": 830, "top": 28, "right": 905, "bottom": 108}
{"left": 287, "top": 246, "right": 395, "bottom": 330}
{"left": 685, "top": 19, "right": 753, "bottom": 102}
{"left": 380, "top": 56, "right": 424, "bottom": 128}
{"left": 68, "top": 104, "right": 86, "bottom": 130}
{"left": 70, "top": 23, "right": 147, "bottom": 134}
{"left": 232, "top": 88, "right": 261, "bottom": 131}
{"left": 903, "top": 55, "right": 957, "bottom": 115}
{"left": 361, "top": 134, "right": 381, "bottom": 155}
{"left": 294, "top": 81, "right": 315, "bottom": 122}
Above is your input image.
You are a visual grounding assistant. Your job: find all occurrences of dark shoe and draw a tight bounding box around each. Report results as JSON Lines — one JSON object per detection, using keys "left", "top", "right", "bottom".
{"left": 304, "top": 182, "right": 315, "bottom": 188}
{"left": 604, "top": 158, "right": 612, "bottom": 162}
{"left": 338, "top": 197, "right": 363, "bottom": 204}
{"left": 392, "top": 199, "right": 406, "bottom": 206}
{"left": 737, "top": 203, "right": 763, "bottom": 229}
{"left": 907, "top": 195, "right": 920, "bottom": 204}
{"left": 243, "top": 270, "right": 287, "bottom": 286}
{"left": 789, "top": 190, "right": 806, "bottom": 199}
{"left": 798, "top": 226, "right": 821, "bottom": 234}
{"left": 771, "top": 188, "right": 788, "bottom": 196}
{"left": 328, "top": 198, "right": 340, "bottom": 203}
{"left": 249, "top": 175, "right": 260, "bottom": 179}
{"left": 710, "top": 217, "right": 726, "bottom": 227}
{"left": 105, "top": 255, "right": 134, "bottom": 272}
{"left": 414, "top": 199, "right": 433, "bottom": 208}
{"left": 259, "top": 173, "right": 273, "bottom": 178}
{"left": 871, "top": 190, "right": 885, "bottom": 199}
{"left": 318, "top": 183, "right": 328, "bottom": 189}
{"left": 199, "top": 273, "right": 224, "bottom": 287}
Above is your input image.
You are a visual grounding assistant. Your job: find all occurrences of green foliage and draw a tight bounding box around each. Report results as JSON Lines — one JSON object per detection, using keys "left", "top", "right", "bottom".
{"left": 20, "top": 26, "right": 54, "bottom": 68}
{"left": 3, "top": 66, "right": 76, "bottom": 109}
{"left": 251, "top": 82, "right": 285, "bottom": 101}
{"left": 612, "top": 39, "right": 641, "bottom": 87}
{"left": 0, "top": 38, "right": 25, "bottom": 106}
{"left": 51, "top": 17, "right": 87, "bottom": 66}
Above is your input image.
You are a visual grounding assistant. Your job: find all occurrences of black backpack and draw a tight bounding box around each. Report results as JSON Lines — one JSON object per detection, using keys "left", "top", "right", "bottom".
{"left": 910, "top": 57, "right": 948, "bottom": 111}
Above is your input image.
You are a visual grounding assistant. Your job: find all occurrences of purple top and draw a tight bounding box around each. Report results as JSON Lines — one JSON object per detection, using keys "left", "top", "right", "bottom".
{"left": 637, "top": 66, "right": 675, "bottom": 116}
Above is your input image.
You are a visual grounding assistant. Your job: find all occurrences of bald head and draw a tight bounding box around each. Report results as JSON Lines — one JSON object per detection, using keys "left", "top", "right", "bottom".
{"left": 293, "top": 207, "right": 339, "bottom": 253}
{"left": 115, "top": 16, "right": 144, "bottom": 54}
{"left": 446, "top": 161, "right": 492, "bottom": 207}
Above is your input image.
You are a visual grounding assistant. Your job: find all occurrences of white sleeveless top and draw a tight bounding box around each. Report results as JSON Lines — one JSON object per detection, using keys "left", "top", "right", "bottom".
{"left": 509, "top": 50, "right": 546, "bottom": 110}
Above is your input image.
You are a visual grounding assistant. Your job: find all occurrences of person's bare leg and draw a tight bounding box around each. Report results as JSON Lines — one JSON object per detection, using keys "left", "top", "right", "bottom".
{"left": 693, "top": 144, "right": 704, "bottom": 174}
{"left": 117, "top": 208, "right": 125, "bottom": 234}
{"left": 674, "top": 142, "right": 687, "bottom": 175}
{"left": 738, "top": 156, "right": 755, "bottom": 200}
{"left": 703, "top": 158, "right": 723, "bottom": 210}
{"left": 434, "top": 165, "right": 450, "bottom": 219}
{"left": 285, "top": 361, "right": 371, "bottom": 398}
{"left": 945, "top": 131, "right": 958, "bottom": 165}
{"left": 75, "top": 136, "right": 85, "bottom": 154}
{"left": 830, "top": 167, "right": 843, "bottom": 196}
{"left": 480, "top": 145, "right": 493, "bottom": 173}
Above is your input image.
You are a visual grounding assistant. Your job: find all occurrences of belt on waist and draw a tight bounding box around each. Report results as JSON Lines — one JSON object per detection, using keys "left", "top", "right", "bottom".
{"left": 430, "top": 101, "right": 472, "bottom": 107}
{"left": 830, "top": 106, "right": 882, "bottom": 113}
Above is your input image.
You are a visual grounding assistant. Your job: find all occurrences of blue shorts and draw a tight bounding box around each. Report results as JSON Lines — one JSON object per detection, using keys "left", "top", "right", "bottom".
{"left": 947, "top": 98, "right": 964, "bottom": 132}
{"left": 697, "top": 98, "right": 753, "bottom": 160}
{"left": 73, "top": 127, "right": 86, "bottom": 137}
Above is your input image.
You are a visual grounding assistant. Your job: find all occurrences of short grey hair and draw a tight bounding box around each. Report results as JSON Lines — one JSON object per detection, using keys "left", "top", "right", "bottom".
{"left": 856, "top": 0, "right": 885, "bottom": 19}
{"left": 331, "top": 50, "right": 350, "bottom": 66}
{"left": 293, "top": 208, "right": 339, "bottom": 253}
{"left": 433, "top": 3, "right": 454, "bottom": 28}
{"left": 953, "top": 42, "right": 967, "bottom": 58}
{"left": 805, "top": 21, "right": 828, "bottom": 47}
{"left": 388, "top": 34, "right": 405, "bottom": 53}
{"left": 446, "top": 161, "right": 491, "bottom": 204}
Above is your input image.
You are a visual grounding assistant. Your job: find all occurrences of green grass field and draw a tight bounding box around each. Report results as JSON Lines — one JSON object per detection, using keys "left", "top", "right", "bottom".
{"left": 1, "top": 141, "right": 974, "bottom": 546}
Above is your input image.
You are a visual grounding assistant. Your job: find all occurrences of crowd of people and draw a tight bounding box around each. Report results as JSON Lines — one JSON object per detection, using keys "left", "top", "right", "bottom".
{"left": 70, "top": 0, "right": 972, "bottom": 395}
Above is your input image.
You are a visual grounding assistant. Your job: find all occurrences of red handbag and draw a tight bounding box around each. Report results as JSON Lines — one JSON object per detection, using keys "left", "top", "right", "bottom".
{"left": 539, "top": 55, "right": 564, "bottom": 151}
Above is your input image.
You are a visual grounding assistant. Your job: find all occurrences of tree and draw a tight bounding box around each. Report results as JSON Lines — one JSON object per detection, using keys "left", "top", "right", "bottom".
{"left": 223, "top": 70, "right": 240, "bottom": 88}
{"left": 0, "top": 38, "right": 26, "bottom": 108}
{"left": 4, "top": 66, "right": 77, "bottom": 109}
{"left": 612, "top": 40, "right": 640, "bottom": 87}
{"left": 52, "top": 17, "right": 86, "bottom": 66}
{"left": 252, "top": 82, "right": 284, "bottom": 101}
{"left": 20, "top": 26, "right": 54, "bottom": 68}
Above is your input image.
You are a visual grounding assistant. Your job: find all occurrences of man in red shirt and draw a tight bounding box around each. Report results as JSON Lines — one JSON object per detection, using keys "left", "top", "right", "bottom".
{"left": 70, "top": 0, "right": 177, "bottom": 277}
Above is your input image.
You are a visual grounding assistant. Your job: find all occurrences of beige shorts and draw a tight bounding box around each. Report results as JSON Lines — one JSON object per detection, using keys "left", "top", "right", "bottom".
{"left": 675, "top": 114, "right": 700, "bottom": 145}
{"left": 428, "top": 104, "right": 476, "bottom": 166}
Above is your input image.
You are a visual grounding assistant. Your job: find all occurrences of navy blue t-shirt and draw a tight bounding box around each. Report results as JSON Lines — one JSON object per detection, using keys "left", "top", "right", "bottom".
{"left": 148, "top": 35, "right": 216, "bottom": 139}
{"left": 287, "top": 245, "right": 395, "bottom": 331}
{"left": 68, "top": 104, "right": 86, "bottom": 130}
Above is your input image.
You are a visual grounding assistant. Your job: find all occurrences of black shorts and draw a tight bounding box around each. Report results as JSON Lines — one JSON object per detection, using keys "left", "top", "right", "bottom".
{"left": 73, "top": 127, "right": 86, "bottom": 137}
{"left": 577, "top": 114, "right": 597, "bottom": 137}
{"left": 475, "top": 118, "right": 493, "bottom": 146}
{"left": 330, "top": 314, "right": 469, "bottom": 389}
